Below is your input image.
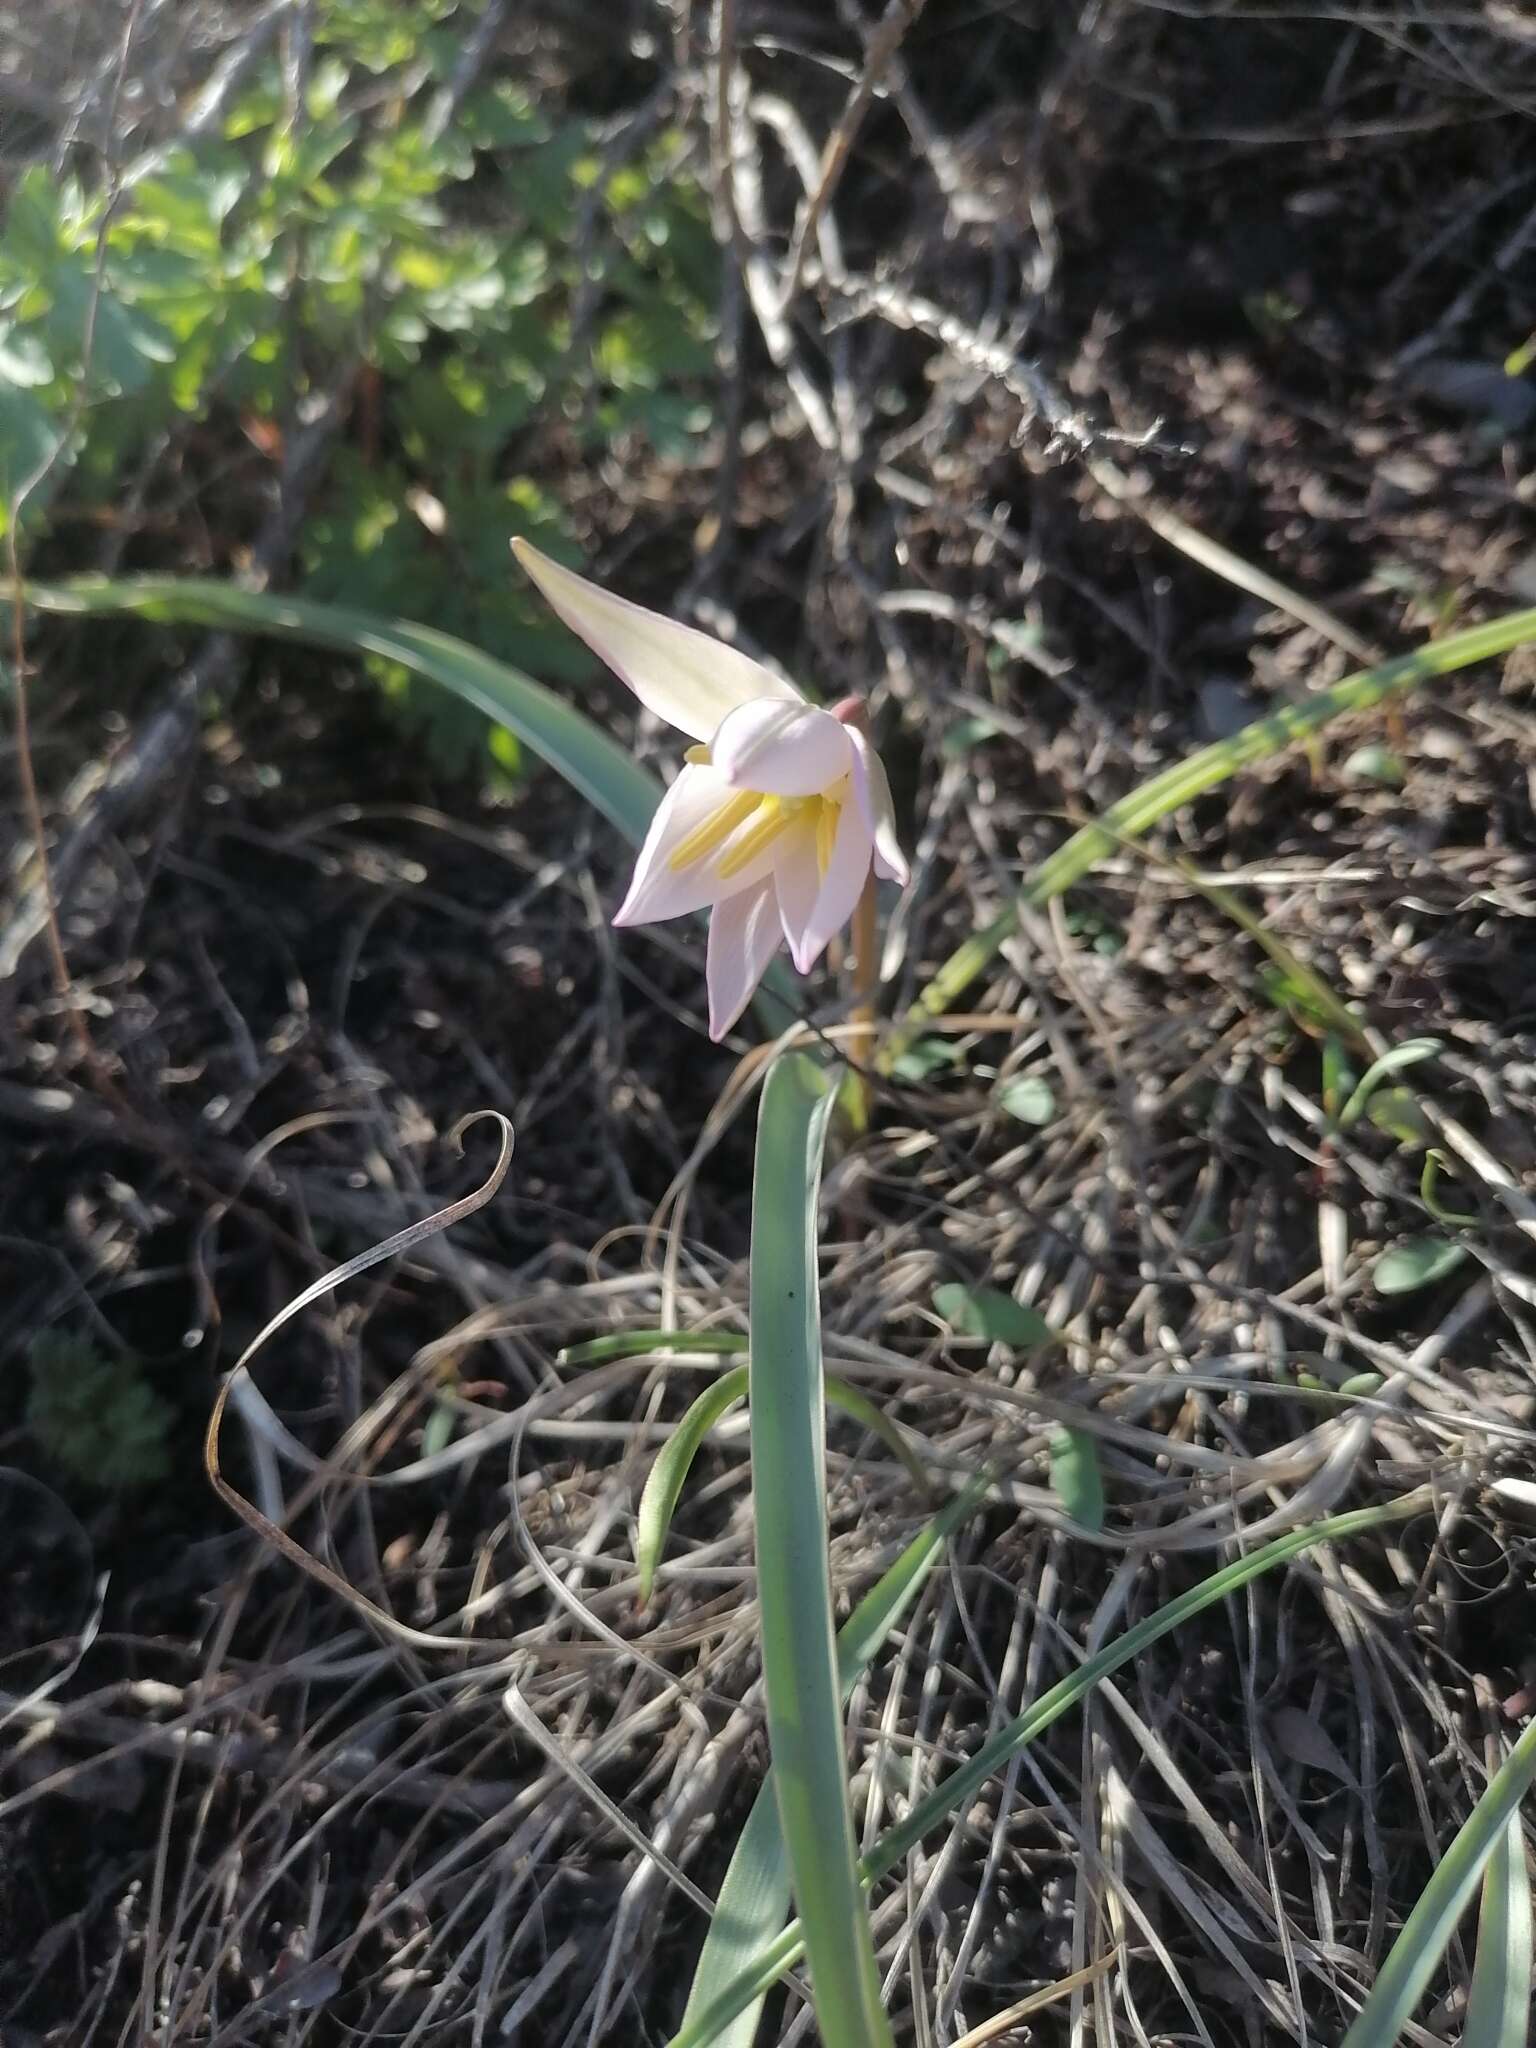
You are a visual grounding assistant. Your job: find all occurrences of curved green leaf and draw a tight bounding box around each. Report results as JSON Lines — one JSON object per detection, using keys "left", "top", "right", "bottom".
{"left": 636, "top": 1366, "right": 749, "bottom": 1602}
{"left": 17, "top": 574, "right": 660, "bottom": 840}
{"left": 635, "top": 1365, "right": 932, "bottom": 1600}
{"left": 825, "top": 1377, "right": 930, "bottom": 1497}
{"left": 1374, "top": 1236, "right": 1470, "bottom": 1296}
{"left": 14, "top": 574, "right": 798, "bottom": 1023}
{"left": 1336, "top": 1038, "right": 1441, "bottom": 1131}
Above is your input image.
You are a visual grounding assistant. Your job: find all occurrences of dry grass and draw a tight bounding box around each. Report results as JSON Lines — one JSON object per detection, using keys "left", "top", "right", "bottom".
{"left": 4, "top": 2, "right": 1536, "bottom": 2043}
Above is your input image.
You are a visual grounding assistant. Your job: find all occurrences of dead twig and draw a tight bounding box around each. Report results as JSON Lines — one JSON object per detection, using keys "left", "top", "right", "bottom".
{"left": 779, "top": 0, "right": 931, "bottom": 310}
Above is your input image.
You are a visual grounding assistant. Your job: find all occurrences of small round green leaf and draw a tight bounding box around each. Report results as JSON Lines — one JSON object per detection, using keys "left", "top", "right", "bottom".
{"left": 999, "top": 1075, "right": 1056, "bottom": 1126}
{"left": 1343, "top": 743, "right": 1406, "bottom": 786}
{"left": 890, "top": 1037, "right": 964, "bottom": 1083}
{"left": 1373, "top": 1236, "right": 1470, "bottom": 1296}
{"left": 933, "top": 1283, "right": 1056, "bottom": 1350}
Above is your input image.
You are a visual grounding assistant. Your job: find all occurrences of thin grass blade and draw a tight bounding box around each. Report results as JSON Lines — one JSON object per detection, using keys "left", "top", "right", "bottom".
{"left": 561, "top": 1331, "right": 749, "bottom": 1367}
{"left": 1340, "top": 1713, "right": 1536, "bottom": 2048}
{"left": 636, "top": 1366, "right": 750, "bottom": 1601}
{"left": 1143, "top": 846, "right": 1365, "bottom": 1043}
{"left": 667, "top": 1490, "right": 1431, "bottom": 2048}
{"left": 825, "top": 1378, "right": 931, "bottom": 1493}
{"left": 747, "top": 1050, "right": 891, "bottom": 2048}
{"left": 16, "top": 575, "right": 798, "bottom": 1018}
{"left": 889, "top": 606, "right": 1536, "bottom": 1059}
{"left": 18, "top": 575, "right": 661, "bottom": 840}
{"left": 1463, "top": 1809, "right": 1534, "bottom": 2048}
{"left": 634, "top": 1365, "right": 928, "bottom": 1601}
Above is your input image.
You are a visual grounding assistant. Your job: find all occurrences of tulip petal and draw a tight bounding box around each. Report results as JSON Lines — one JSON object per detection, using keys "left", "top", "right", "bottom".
{"left": 614, "top": 764, "right": 750, "bottom": 926}
{"left": 782, "top": 775, "right": 875, "bottom": 976}
{"left": 513, "top": 539, "right": 800, "bottom": 742}
{"left": 848, "top": 728, "right": 910, "bottom": 886}
{"left": 711, "top": 699, "right": 851, "bottom": 797}
{"left": 772, "top": 822, "right": 821, "bottom": 957}
{"left": 613, "top": 764, "right": 798, "bottom": 927}
{"left": 706, "top": 877, "right": 783, "bottom": 1040}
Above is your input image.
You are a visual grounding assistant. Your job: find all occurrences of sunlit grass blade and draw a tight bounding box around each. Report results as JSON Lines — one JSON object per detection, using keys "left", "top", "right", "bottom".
{"left": 17, "top": 575, "right": 662, "bottom": 840}
{"left": 636, "top": 1364, "right": 933, "bottom": 1600}
{"left": 1340, "top": 1712, "right": 1536, "bottom": 2048}
{"left": 1464, "top": 1809, "right": 1534, "bottom": 2048}
{"left": 825, "top": 1377, "right": 931, "bottom": 1494}
{"left": 1107, "top": 835, "right": 1366, "bottom": 1045}
{"left": 636, "top": 1366, "right": 751, "bottom": 1602}
{"left": 680, "top": 1475, "right": 990, "bottom": 2048}
{"left": 667, "top": 1490, "right": 1431, "bottom": 2048}
{"left": 889, "top": 606, "right": 1536, "bottom": 1060}
{"left": 15, "top": 574, "right": 798, "bottom": 1019}
{"left": 748, "top": 1050, "right": 891, "bottom": 2048}
{"left": 561, "top": 1330, "right": 749, "bottom": 1367}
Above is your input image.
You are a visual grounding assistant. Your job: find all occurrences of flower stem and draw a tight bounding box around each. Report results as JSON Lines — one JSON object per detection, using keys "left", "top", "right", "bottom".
{"left": 845, "top": 869, "right": 878, "bottom": 1130}
{"left": 832, "top": 696, "right": 881, "bottom": 1131}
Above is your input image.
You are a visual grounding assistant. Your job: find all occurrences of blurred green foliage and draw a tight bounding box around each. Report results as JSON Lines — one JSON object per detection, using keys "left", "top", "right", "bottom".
{"left": 0, "top": 0, "right": 718, "bottom": 774}
{"left": 26, "top": 1331, "right": 175, "bottom": 1490}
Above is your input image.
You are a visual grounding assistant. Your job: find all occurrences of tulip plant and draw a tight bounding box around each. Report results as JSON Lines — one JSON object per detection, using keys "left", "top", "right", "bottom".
{"left": 17, "top": 556, "right": 1536, "bottom": 2048}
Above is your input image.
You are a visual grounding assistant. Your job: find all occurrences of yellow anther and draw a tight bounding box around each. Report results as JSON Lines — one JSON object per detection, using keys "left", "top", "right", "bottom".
{"left": 716, "top": 795, "right": 800, "bottom": 879}
{"left": 815, "top": 797, "right": 839, "bottom": 878}
{"left": 684, "top": 744, "right": 711, "bottom": 765}
{"left": 668, "top": 788, "right": 759, "bottom": 871}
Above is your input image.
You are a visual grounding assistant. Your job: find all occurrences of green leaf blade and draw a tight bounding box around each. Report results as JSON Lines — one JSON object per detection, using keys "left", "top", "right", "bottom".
{"left": 1048, "top": 1427, "right": 1105, "bottom": 1532}
{"left": 17, "top": 575, "right": 661, "bottom": 842}
{"left": 1336, "top": 1037, "right": 1441, "bottom": 1130}
{"left": 15, "top": 576, "right": 799, "bottom": 1026}
{"left": 999, "top": 1074, "right": 1056, "bottom": 1126}
{"left": 748, "top": 1052, "right": 891, "bottom": 2048}
{"left": 678, "top": 1480, "right": 989, "bottom": 2048}
{"left": 1341, "top": 1717, "right": 1536, "bottom": 2048}
{"left": 669, "top": 1492, "right": 1432, "bottom": 2048}
{"left": 635, "top": 1367, "right": 748, "bottom": 1601}
{"left": 1463, "top": 1810, "right": 1534, "bottom": 2048}
{"left": 933, "top": 1282, "right": 1057, "bottom": 1350}
{"left": 890, "top": 606, "right": 1536, "bottom": 1059}
{"left": 1374, "top": 1236, "right": 1470, "bottom": 1296}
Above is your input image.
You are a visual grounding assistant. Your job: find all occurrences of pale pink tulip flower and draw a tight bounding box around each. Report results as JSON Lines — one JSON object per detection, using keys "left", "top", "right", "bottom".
{"left": 513, "top": 539, "right": 909, "bottom": 1039}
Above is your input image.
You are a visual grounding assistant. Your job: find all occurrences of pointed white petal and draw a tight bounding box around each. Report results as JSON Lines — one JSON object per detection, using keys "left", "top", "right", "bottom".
{"left": 513, "top": 539, "right": 799, "bottom": 742}
{"left": 848, "top": 728, "right": 909, "bottom": 886}
{"left": 613, "top": 765, "right": 798, "bottom": 926}
{"left": 772, "top": 824, "right": 821, "bottom": 957}
{"left": 706, "top": 878, "right": 782, "bottom": 1040}
{"left": 613, "top": 764, "right": 743, "bottom": 926}
{"left": 783, "top": 771, "right": 875, "bottom": 975}
{"left": 711, "top": 699, "right": 851, "bottom": 796}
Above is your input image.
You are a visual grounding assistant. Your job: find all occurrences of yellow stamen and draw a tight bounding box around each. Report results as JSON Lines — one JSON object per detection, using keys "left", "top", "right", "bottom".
{"left": 684, "top": 744, "right": 711, "bottom": 765}
{"left": 815, "top": 797, "right": 839, "bottom": 878}
{"left": 668, "top": 788, "right": 759, "bottom": 871}
{"left": 716, "top": 795, "right": 800, "bottom": 879}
